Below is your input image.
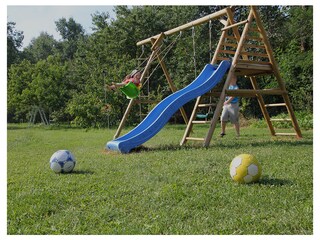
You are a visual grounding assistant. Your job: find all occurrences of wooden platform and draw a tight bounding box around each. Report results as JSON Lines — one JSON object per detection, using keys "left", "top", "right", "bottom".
{"left": 234, "top": 60, "right": 273, "bottom": 76}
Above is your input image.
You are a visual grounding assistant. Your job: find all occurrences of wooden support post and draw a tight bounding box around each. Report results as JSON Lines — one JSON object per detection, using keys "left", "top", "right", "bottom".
{"left": 113, "top": 98, "right": 135, "bottom": 139}
{"left": 211, "top": 23, "right": 229, "bottom": 65}
{"left": 151, "top": 32, "right": 165, "bottom": 51}
{"left": 204, "top": 8, "right": 254, "bottom": 147}
{"left": 249, "top": 76, "right": 275, "bottom": 136}
{"left": 251, "top": 6, "right": 302, "bottom": 138}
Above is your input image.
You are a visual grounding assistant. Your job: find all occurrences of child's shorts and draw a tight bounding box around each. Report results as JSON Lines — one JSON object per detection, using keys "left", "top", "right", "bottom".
{"left": 221, "top": 102, "right": 239, "bottom": 124}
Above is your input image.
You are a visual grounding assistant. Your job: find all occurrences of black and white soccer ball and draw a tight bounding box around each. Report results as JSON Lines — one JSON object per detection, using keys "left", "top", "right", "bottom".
{"left": 49, "top": 150, "right": 76, "bottom": 173}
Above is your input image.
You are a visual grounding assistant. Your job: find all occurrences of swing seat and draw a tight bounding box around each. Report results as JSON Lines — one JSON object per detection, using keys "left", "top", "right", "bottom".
{"left": 120, "top": 82, "right": 140, "bottom": 99}
{"left": 196, "top": 112, "right": 213, "bottom": 119}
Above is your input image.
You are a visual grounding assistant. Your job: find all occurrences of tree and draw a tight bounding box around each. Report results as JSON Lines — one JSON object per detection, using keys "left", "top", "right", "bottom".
{"left": 55, "top": 17, "right": 86, "bottom": 59}
{"left": 91, "top": 11, "right": 111, "bottom": 31}
{"left": 276, "top": 6, "right": 313, "bottom": 112}
{"left": 7, "top": 6, "right": 313, "bottom": 126}
{"left": 7, "top": 22, "right": 24, "bottom": 67}
{"left": 7, "top": 55, "right": 69, "bottom": 123}
{"left": 7, "top": 59, "right": 33, "bottom": 122}
{"left": 23, "top": 32, "right": 58, "bottom": 63}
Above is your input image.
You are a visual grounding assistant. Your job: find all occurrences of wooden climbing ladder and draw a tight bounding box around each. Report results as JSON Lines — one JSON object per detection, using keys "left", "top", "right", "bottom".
{"left": 181, "top": 6, "right": 302, "bottom": 146}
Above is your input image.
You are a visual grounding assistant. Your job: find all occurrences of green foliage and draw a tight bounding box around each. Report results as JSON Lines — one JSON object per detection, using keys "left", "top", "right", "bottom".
{"left": 7, "top": 6, "right": 313, "bottom": 128}
{"left": 251, "top": 111, "right": 313, "bottom": 130}
{"left": 7, "top": 21, "right": 24, "bottom": 67}
{"left": 55, "top": 17, "right": 86, "bottom": 60}
{"left": 276, "top": 41, "right": 313, "bottom": 112}
{"left": 7, "top": 55, "right": 69, "bottom": 123}
{"left": 23, "top": 32, "right": 58, "bottom": 63}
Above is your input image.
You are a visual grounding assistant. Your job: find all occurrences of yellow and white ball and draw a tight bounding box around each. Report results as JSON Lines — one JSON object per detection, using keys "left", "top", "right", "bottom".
{"left": 230, "top": 154, "right": 262, "bottom": 183}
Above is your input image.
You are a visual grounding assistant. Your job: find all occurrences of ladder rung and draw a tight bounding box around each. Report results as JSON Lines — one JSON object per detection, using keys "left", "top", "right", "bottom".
{"left": 240, "top": 52, "right": 269, "bottom": 58}
{"left": 217, "top": 57, "right": 231, "bottom": 61}
{"left": 265, "top": 103, "right": 286, "bottom": 107}
{"left": 198, "top": 104, "right": 215, "bottom": 108}
{"left": 243, "top": 43, "right": 266, "bottom": 49}
{"left": 246, "top": 36, "right": 263, "bottom": 41}
{"left": 185, "top": 137, "right": 205, "bottom": 141}
{"left": 275, "top": 133, "right": 297, "bottom": 136}
{"left": 271, "top": 119, "right": 291, "bottom": 122}
{"left": 249, "top": 27, "right": 260, "bottom": 32}
{"left": 218, "top": 49, "right": 236, "bottom": 55}
{"left": 221, "top": 42, "right": 237, "bottom": 48}
{"left": 192, "top": 121, "right": 211, "bottom": 124}
{"left": 235, "top": 63, "right": 272, "bottom": 71}
{"left": 224, "top": 35, "right": 237, "bottom": 40}
{"left": 237, "top": 60, "right": 271, "bottom": 65}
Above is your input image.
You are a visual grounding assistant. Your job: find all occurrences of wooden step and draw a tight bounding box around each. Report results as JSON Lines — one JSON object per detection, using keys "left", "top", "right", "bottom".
{"left": 271, "top": 119, "right": 291, "bottom": 122}
{"left": 235, "top": 61, "right": 273, "bottom": 76}
{"left": 218, "top": 49, "right": 236, "bottom": 55}
{"left": 185, "top": 137, "right": 205, "bottom": 141}
{"left": 235, "top": 62, "right": 272, "bottom": 71}
{"left": 237, "top": 60, "right": 271, "bottom": 65}
{"left": 240, "top": 52, "right": 269, "bottom": 58}
{"left": 265, "top": 103, "right": 286, "bottom": 107}
{"left": 192, "top": 120, "right": 211, "bottom": 124}
{"left": 275, "top": 133, "right": 297, "bottom": 136}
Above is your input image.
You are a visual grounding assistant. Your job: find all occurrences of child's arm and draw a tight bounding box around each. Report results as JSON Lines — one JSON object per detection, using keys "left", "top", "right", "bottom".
{"left": 224, "top": 96, "right": 234, "bottom": 105}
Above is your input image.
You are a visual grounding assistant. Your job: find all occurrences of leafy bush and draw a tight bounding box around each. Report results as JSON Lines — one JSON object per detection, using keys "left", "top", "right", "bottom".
{"left": 251, "top": 111, "right": 312, "bottom": 130}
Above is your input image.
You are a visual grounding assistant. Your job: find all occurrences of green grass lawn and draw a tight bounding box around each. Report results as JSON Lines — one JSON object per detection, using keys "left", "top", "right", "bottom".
{"left": 7, "top": 124, "right": 313, "bottom": 234}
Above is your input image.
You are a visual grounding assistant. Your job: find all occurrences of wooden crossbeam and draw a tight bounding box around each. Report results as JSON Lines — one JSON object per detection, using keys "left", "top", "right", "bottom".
{"left": 225, "top": 89, "right": 286, "bottom": 97}
{"left": 137, "top": 8, "right": 228, "bottom": 46}
{"left": 221, "top": 19, "right": 249, "bottom": 31}
{"left": 235, "top": 62, "right": 272, "bottom": 71}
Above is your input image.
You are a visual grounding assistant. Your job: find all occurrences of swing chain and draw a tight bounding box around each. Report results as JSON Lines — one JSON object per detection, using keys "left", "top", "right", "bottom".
{"left": 209, "top": 20, "right": 213, "bottom": 61}
{"left": 192, "top": 26, "right": 197, "bottom": 79}
{"left": 141, "top": 32, "right": 182, "bottom": 89}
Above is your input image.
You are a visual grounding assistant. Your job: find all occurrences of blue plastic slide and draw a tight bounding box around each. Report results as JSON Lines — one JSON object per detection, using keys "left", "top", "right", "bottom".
{"left": 106, "top": 61, "right": 230, "bottom": 153}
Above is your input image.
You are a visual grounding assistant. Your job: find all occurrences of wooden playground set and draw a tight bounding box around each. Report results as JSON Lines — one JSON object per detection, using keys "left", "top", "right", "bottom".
{"left": 111, "top": 6, "right": 302, "bottom": 148}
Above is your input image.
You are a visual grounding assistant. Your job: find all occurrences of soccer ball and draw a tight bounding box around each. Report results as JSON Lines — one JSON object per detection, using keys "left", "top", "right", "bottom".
{"left": 49, "top": 150, "right": 76, "bottom": 173}
{"left": 229, "top": 154, "right": 262, "bottom": 183}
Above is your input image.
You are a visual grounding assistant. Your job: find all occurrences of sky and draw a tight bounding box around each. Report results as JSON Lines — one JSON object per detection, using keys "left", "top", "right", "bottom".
{"left": 7, "top": 5, "right": 116, "bottom": 48}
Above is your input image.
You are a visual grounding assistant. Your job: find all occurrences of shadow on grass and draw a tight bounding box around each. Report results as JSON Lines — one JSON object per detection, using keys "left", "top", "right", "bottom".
{"left": 258, "top": 176, "right": 293, "bottom": 186}
{"left": 7, "top": 125, "right": 29, "bottom": 130}
{"left": 130, "top": 144, "right": 199, "bottom": 153}
{"left": 131, "top": 137, "right": 313, "bottom": 154}
{"left": 70, "top": 170, "right": 94, "bottom": 175}
{"left": 7, "top": 123, "right": 85, "bottom": 131}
